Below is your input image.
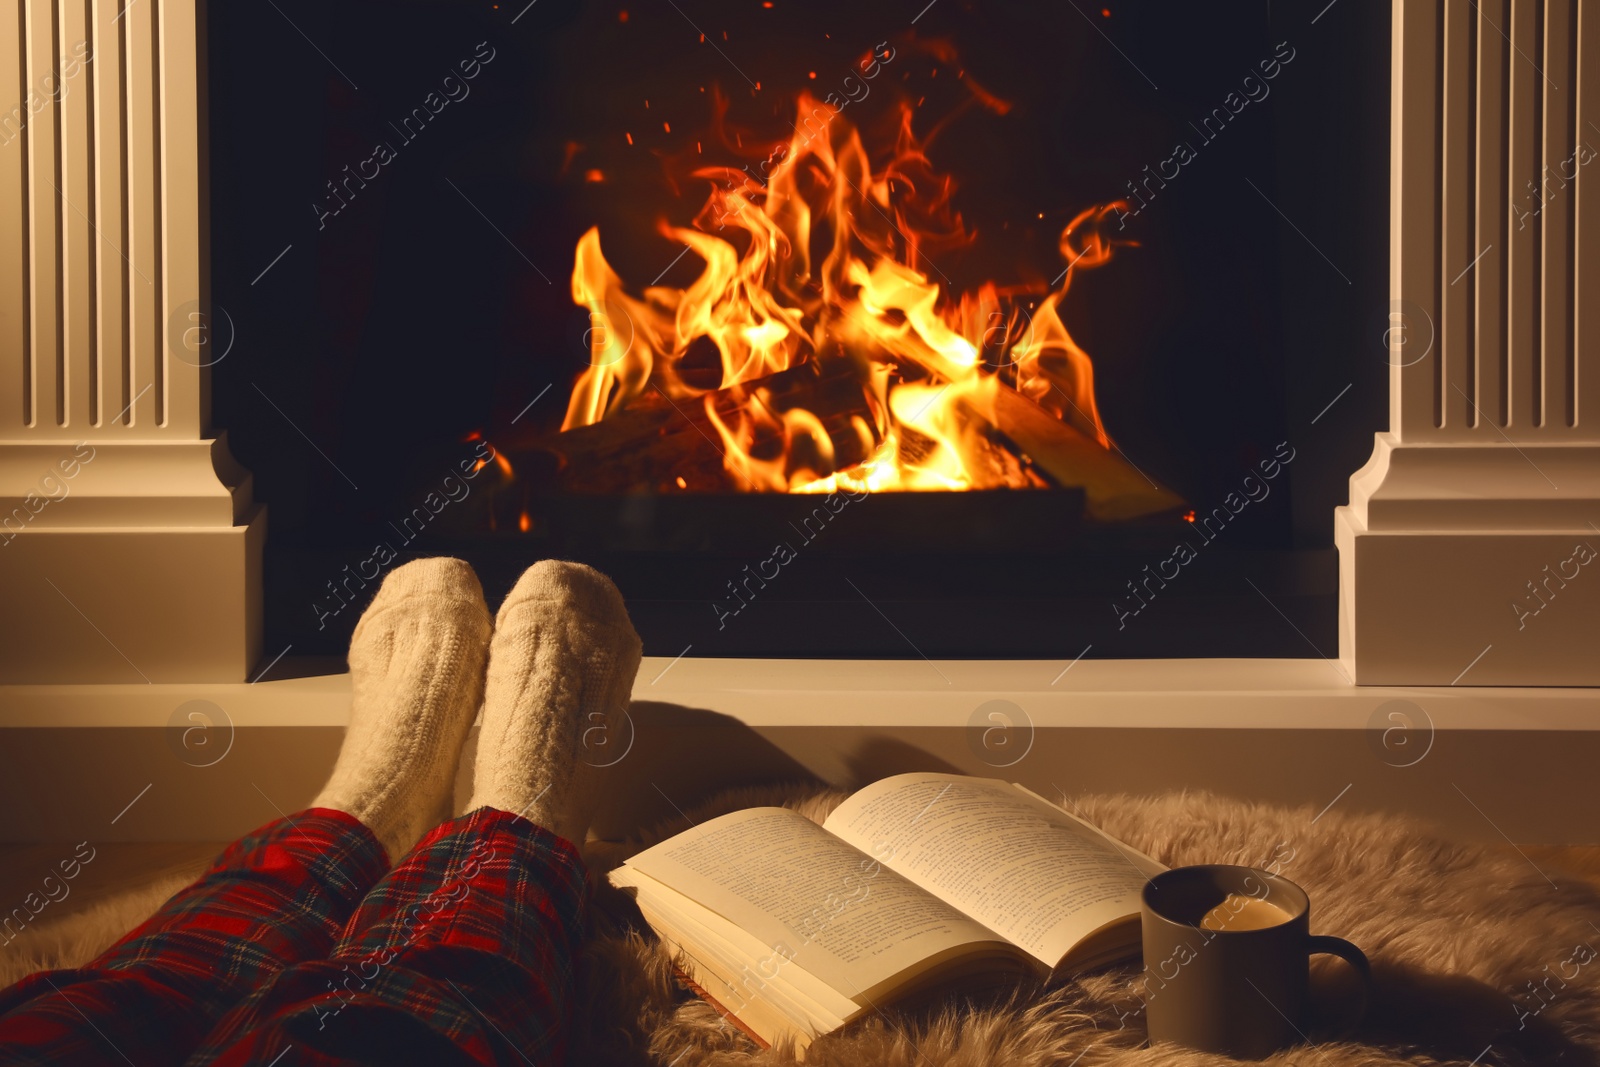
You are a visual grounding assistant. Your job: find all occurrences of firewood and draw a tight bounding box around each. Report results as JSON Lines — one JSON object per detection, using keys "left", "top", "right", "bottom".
{"left": 532, "top": 354, "right": 1181, "bottom": 519}
{"left": 533, "top": 360, "right": 876, "bottom": 493}
{"left": 990, "top": 383, "right": 1184, "bottom": 520}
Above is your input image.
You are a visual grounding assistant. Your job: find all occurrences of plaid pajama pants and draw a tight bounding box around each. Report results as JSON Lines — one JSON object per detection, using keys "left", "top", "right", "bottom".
{"left": 0, "top": 806, "right": 588, "bottom": 1066}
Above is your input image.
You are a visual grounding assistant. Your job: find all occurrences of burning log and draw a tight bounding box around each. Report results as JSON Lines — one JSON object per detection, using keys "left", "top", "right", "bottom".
{"left": 990, "top": 383, "right": 1183, "bottom": 521}
{"left": 532, "top": 360, "right": 876, "bottom": 493}
{"left": 535, "top": 367, "right": 1179, "bottom": 519}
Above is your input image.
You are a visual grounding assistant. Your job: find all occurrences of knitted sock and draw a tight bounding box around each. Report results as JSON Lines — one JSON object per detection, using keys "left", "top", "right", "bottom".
{"left": 468, "top": 560, "right": 643, "bottom": 845}
{"left": 313, "top": 557, "right": 492, "bottom": 864}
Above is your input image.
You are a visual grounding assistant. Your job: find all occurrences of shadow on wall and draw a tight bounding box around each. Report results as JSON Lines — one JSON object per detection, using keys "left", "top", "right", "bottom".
{"left": 584, "top": 702, "right": 982, "bottom": 842}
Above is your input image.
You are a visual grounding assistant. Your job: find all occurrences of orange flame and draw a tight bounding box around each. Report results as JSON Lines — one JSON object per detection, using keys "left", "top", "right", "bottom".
{"left": 560, "top": 93, "right": 1129, "bottom": 492}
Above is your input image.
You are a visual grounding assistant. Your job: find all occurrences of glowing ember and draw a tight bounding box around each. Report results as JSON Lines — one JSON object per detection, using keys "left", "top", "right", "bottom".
{"left": 558, "top": 91, "right": 1134, "bottom": 495}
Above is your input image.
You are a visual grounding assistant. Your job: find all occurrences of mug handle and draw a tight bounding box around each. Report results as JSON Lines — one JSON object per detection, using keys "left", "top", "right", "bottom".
{"left": 1307, "top": 935, "right": 1373, "bottom": 1023}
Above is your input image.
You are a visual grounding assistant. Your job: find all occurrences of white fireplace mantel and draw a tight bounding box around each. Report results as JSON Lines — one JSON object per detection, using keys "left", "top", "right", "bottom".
{"left": 0, "top": 2, "right": 1597, "bottom": 844}
{"left": 1335, "top": 0, "right": 1600, "bottom": 685}
{"left": 0, "top": 0, "right": 262, "bottom": 683}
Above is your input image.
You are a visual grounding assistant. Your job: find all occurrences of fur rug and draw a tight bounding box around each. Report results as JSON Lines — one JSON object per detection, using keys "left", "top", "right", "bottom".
{"left": 5, "top": 789, "right": 1598, "bottom": 1066}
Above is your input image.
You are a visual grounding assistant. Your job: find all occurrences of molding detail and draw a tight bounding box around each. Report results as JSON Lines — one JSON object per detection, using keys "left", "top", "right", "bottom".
{"left": 0, "top": 0, "right": 262, "bottom": 681}
{"left": 1338, "top": 1, "right": 1600, "bottom": 684}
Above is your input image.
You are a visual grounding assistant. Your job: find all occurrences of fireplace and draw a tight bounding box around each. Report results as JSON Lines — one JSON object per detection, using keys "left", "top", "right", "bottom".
{"left": 0, "top": 0, "right": 1596, "bottom": 845}
{"left": 198, "top": 0, "right": 1391, "bottom": 663}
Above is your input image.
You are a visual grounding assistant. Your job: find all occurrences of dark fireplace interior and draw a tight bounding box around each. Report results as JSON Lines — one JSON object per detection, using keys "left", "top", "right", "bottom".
{"left": 206, "top": 0, "right": 1390, "bottom": 661}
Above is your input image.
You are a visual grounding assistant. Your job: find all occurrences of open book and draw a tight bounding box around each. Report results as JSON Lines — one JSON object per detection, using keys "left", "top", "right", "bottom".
{"left": 609, "top": 772, "right": 1164, "bottom": 1050}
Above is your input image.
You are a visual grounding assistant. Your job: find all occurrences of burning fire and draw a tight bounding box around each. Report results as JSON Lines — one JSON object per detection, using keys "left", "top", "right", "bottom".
{"left": 558, "top": 90, "right": 1132, "bottom": 494}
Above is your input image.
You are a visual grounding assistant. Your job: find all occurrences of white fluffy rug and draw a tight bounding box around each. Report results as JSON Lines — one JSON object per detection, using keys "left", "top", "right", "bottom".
{"left": 5, "top": 789, "right": 1598, "bottom": 1066}
{"left": 574, "top": 787, "right": 1600, "bottom": 1067}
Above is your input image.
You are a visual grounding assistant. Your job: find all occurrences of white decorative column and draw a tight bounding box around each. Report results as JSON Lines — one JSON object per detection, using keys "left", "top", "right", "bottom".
{"left": 0, "top": 0, "right": 262, "bottom": 682}
{"left": 1337, "top": 0, "right": 1600, "bottom": 685}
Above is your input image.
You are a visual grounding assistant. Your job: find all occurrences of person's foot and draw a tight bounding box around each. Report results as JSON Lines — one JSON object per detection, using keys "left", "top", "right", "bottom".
{"left": 467, "top": 560, "right": 643, "bottom": 845}
{"left": 313, "top": 558, "right": 493, "bottom": 863}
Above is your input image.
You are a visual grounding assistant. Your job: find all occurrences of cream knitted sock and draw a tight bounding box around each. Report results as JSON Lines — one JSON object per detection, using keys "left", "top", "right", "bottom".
{"left": 468, "top": 560, "right": 642, "bottom": 845}
{"left": 313, "top": 557, "right": 492, "bottom": 864}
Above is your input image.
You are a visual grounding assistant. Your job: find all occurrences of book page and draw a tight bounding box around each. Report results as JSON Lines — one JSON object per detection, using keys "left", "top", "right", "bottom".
{"left": 823, "top": 773, "right": 1155, "bottom": 966}
{"left": 622, "top": 806, "right": 1014, "bottom": 997}
{"left": 611, "top": 867, "right": 855, "bottom": 1040}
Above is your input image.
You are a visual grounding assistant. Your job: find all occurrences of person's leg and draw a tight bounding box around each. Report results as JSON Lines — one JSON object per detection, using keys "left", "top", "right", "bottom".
{"left": 0, "top": 558, "right": 492, "bottom": 1067}
{"left": 0, "top": 810, "right": 387, "bottom": 1067}
{"left": 185, "top": 561, "right": 642, "bottom": 1067}
{"left": 180, "top": 808, "right": 586, "bottom": 1067}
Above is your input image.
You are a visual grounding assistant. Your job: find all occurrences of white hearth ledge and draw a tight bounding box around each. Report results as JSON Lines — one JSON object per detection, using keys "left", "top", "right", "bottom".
{"left": 2, "top": 657, "right": 1596, "bottom": 729}
{"left": 3, "top": 657, "right": 1596, "bottom": 847}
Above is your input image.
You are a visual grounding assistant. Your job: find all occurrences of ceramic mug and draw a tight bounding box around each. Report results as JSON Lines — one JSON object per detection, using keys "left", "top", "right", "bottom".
{"left": 1140, "top": 864, "right": 1372, "bottom": 1058}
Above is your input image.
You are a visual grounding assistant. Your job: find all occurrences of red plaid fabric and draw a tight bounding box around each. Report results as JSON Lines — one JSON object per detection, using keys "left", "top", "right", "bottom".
{"left": 0, "top": 807, "right": 587, "bottom": 1067}
{"left": 0, "top": 808, "right": 388, "bottom": 1067}
{"left": 188, "top": 807, "right": 588, "bottom": 1066}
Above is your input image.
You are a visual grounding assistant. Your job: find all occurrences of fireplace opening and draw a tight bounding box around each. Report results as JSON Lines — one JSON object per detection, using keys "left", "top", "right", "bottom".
{"left": 207, "top": 0, "right": 1389, "bottom": 661}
